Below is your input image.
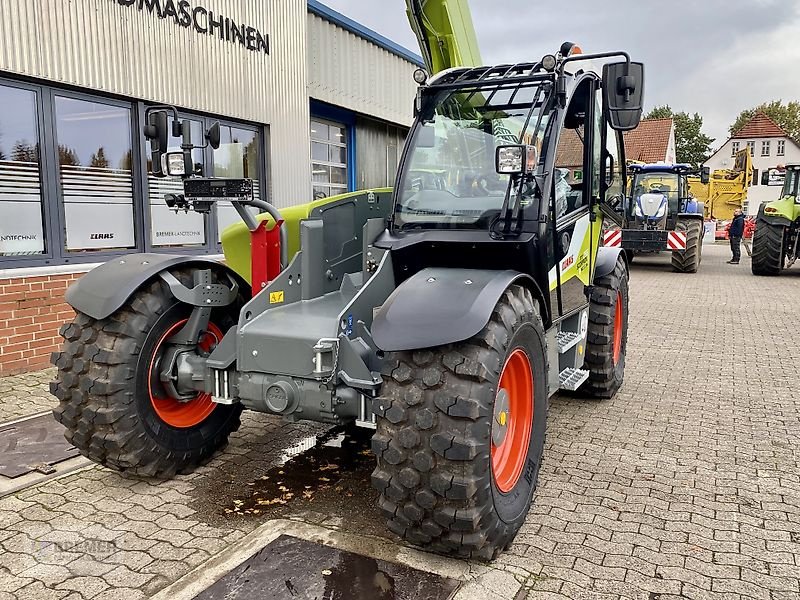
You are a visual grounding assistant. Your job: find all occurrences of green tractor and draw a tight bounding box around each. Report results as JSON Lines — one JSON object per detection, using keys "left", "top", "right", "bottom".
{"left": 50, "top": 48, "right": 644, "bottom": 558}
{"left": 752, "top": 164, "right": 800, "bottom": 275}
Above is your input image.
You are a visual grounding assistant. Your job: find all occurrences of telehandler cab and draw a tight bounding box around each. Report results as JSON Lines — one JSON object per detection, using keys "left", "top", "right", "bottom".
{"left": 51, "top": 46, "right": 644, "bottom": 558}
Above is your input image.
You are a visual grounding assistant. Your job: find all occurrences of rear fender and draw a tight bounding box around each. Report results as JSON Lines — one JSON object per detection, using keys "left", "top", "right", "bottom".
{"left": 65, "top": 253, "right": 249, "bottom": 320}
{"left": 371, "top": 268, "right": 538, "bottom": 352}
{"left": 594, "top": 246, "right": 626, "bottom": 280}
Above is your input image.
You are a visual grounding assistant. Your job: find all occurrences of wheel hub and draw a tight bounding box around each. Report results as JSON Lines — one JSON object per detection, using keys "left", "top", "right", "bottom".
{"left": 491, "top": 388, "right": 510, "bottom": 447}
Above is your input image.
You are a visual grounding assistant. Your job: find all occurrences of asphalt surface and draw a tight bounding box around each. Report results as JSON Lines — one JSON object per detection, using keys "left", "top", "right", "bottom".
{"left": 1, "top": 242, "right": 799, "bottom": 600}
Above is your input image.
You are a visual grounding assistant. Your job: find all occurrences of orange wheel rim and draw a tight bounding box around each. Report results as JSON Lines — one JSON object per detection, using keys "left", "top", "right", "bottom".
{"left": 148, "top": 319, "right": 222, "bottom": 429}
{"left": 491, "top": 349, "right": 533, "bottom": 493}
{"left": 613, "top": 291, "right": 623, "bottom": 365}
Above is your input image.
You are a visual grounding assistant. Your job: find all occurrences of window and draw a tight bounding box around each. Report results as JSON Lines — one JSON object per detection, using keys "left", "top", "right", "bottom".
{"left": 0, "top": 84, "right": 45, "bottom": 256}
{"left": 54, "top": 96, "right": 135, "bottom": 252}
{"left": 311, "top": 119, "right": 348, "bottom": 200}
{"left": 747, "top": 141, "right": 755, "bottom": 156}
{"left": 778, "top": 140, "right": 786, "bottom": 156}
{"left": 0, "top": 75, "right": 266, "bottom": 268}
{"left": 762, "top": 141, "right": 770, "bottom": 157}
{"left": 752, "top": 169, "right": 759, "bottom": 186}
{"left": 731, "top": 141, "right": 740, "bottom": 156}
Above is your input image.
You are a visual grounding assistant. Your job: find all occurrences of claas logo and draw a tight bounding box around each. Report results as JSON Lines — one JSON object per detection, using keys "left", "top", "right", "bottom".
{"left": 561, "top": 255, "right": 574, "bottom": 271}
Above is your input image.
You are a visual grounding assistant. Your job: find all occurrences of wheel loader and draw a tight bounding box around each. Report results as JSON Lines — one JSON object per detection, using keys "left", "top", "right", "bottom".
{"left": 751, "top": 163, "right": 800, "bottom": 275}
{"left": 50, "top": 47, "right": 644, "bottom": 558}
{"left": 604, "top": 163, "right": 706, "bottom": 273}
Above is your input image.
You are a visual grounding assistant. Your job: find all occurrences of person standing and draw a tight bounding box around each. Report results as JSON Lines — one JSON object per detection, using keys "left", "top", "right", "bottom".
{"left": 728, "top": 208, "right": 745, "bottom": 264}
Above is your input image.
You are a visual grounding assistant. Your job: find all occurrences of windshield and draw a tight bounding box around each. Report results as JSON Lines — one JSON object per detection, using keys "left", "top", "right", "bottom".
{"left": 632, "top": 172, "right": 679, "bottom": 197}
{"left": 394, "top": 83, "right": 551, "bottom": 230}
{"left": 782, "top": 168, "right": 800, "bottom": 199}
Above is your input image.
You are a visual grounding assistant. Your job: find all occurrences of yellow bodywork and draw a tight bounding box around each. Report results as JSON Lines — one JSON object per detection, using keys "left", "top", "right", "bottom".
{"left": 221, "top": 189, "right": 392, "bottom": 284}
{"left": 688, "top": 149, "right": 752, "bottom": 220}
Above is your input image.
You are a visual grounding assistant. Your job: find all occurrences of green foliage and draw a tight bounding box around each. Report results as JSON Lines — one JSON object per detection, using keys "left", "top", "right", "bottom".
{"left": 729, "top": 100, "right": 800, "bottom": 140}
{"left": 645, "top": 105, "right": 714, "bottom": 167}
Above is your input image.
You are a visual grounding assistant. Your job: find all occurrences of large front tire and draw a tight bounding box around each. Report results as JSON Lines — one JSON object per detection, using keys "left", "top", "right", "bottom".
{"left": 51, "top": 270, "right": 245, "bottom": 478}
{"left": 371, "top": 285, "right": 547, "bottom": 559}
{"left": 583, "top": 256, "right": 629, "bottom": 398}
{"left": 671, "top": 219, "right": 702, "bottom": 273}
{"left": 751, "top": 219, "right": 785, "bottom": 276}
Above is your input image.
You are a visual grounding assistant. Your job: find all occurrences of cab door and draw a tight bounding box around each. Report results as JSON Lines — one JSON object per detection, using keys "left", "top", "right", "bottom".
{"left": 551, "top": 78, "right": 602, "bottom": 317}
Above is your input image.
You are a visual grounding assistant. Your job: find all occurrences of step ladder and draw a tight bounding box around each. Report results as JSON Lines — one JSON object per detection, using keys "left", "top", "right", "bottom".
{"left": 558, "top": 367, "right": 589, "bottom": 391}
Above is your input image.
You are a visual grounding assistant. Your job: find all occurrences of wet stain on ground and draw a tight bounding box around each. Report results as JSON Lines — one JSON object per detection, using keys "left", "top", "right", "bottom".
{"left": 193, "top": 534, "right": 460, "bottom": 600}
{"left": 188, "top": 422, "right": 388, "bottom": 538}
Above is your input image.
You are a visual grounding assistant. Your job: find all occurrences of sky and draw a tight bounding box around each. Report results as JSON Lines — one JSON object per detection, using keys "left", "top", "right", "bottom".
{"left": 320, "top": 0, "right": 800, "bottom": 150}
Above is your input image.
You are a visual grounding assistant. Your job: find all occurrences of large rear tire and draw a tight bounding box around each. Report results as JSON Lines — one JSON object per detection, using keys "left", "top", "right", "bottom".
{"left": 751, "top": 219, "right": 785, "bottom": 276}
{"left": 51, "top": 270, "right": 245, "bottom": 478}
{"left": 371, "top": 285, "right": 547, "bottom": 559}
{"left": 671, "top": 219, "right": 702, "bottom": 273}
{"left": 583, "top": 255, "right": 628, "bottom": 398}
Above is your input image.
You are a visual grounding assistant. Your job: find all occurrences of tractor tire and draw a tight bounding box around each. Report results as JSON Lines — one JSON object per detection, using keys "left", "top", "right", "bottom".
{"left": 50, "top": 270, "right": 245, "bottom": 478}
{"left": 371, "top": 285, "right": 547, "bottom": 559}
{"left": 751, "top": 219, "right": 785, "bottom": 276}
{"left": 671, "top": 219, "right": 702, "bottom": 273}
{"left": 583, "top": 255, "right": 628, "bottom": 398}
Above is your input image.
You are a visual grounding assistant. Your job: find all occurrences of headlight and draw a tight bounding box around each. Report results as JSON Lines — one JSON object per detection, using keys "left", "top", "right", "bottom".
{"left": 634, "top": 202, "right": 643, "bottom": 217}
{"left": 654, "top": 201, "right": 667, "bottom": 219}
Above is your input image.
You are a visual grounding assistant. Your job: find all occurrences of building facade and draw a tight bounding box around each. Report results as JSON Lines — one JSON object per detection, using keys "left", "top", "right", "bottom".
{"left": 0, "top": 0, "right": 420, "bottom": 375}
{"left": 622, "top": 118, "right": 676, "bottom": 164}
{"left": 704, "top": 112, "right": 800, "bottom": 215}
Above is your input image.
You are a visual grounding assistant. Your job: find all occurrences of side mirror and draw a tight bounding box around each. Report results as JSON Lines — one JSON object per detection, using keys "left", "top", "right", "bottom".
{"left": 205, "top": 122, "right": 221, "bottom": 150}
{"left": 144, "top": 110, "right": 169, "bottom": 177}
{"left": 496, "top": 145, "right": 538, "bottom": 176}
{"left": 701, "top": 166, "right": 711, "bottom": 185}
{"left": 602, "top": 61, "right": 645, "bottom": 131}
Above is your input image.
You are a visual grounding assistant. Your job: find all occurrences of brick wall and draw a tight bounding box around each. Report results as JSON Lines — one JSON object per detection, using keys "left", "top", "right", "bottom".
{"left": 0, "top": 273, "right": 82, "bottom": 376}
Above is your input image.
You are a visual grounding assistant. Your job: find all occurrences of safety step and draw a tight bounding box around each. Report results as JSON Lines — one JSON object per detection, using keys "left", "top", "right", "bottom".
{"left": 556, "top": 331, "right": 582, "bottom": 354}
{"left": 558, "top": 367, "right": 589, "bottom": 391}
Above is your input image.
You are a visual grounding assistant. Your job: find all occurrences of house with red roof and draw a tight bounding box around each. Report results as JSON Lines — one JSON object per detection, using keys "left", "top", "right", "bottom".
{"left": 623, "top": 118, "right": 676, "bottom": 164}
{"left": 704, "top": 111, "right": 800, "bottom": 214}
{"left": 555, "top": 118, "right": 676, "bottom": 185}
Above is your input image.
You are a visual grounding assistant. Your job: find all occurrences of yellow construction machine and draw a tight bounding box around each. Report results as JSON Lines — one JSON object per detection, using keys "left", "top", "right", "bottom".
{"left": 688, "top": 149, "right": 752, "bottom": 221}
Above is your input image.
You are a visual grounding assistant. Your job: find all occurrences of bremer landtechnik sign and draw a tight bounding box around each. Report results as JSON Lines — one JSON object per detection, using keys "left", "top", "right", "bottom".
{"left": 114, "top": 0, "right": 270, "bottom": 54}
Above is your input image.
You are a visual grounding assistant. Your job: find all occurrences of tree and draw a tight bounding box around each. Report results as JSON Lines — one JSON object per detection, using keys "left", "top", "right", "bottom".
{"left": 90, "top": 147, "right": 109, "bottom": 169}
{"left": 58, "top": 145, "right": 80, "bottom": 166}
{"left": 11, "top": 140, "right": 38, "bottom": 163}
{"left": 645, "top": 105, "right": 714, "bottom": 166}
{"left": 729, "top": 100, "right": 800, "bottom": 140}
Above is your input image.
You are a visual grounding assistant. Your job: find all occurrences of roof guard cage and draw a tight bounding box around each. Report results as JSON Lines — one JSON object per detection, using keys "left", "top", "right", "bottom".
{"left": 431, "top": 62, "right": 546, "bottom": 87}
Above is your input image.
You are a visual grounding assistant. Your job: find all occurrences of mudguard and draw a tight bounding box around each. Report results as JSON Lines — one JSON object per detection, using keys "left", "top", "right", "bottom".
{"left": 65, "top": 253, "right": 249, "bottom": 320}
{"left": 594, "top": 246, "right": 626, "bottom": 279}
{"left": 371, "top": 267, "right": 535, "bottom": 352}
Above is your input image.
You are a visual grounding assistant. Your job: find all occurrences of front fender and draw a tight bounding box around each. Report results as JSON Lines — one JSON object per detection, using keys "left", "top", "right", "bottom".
{"left": 371, "top": 268, "right": 534, "bottom": 352}
{"left": 65, "top": 253, "right": 249, "bottom": 320}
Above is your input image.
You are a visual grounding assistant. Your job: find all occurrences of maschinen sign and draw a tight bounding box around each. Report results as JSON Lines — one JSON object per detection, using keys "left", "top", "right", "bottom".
{"left": 113, "top": 0, "right": 270, "bottom": 54}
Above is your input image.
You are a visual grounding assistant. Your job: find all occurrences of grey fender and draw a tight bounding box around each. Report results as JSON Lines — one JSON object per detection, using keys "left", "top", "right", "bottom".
{"left": 594, "top": 246, "right": 626, "bottom": 280}
{"left": 65, "top": 253, "right": 249, "bottom": 320}
{"left": 371, "top": 267, "right": 535, "bottom": 352}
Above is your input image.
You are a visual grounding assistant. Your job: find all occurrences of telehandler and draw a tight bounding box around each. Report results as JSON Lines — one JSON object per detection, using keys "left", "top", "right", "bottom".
{"left": 51, "top": 46, "right": 644, "bottom": 558}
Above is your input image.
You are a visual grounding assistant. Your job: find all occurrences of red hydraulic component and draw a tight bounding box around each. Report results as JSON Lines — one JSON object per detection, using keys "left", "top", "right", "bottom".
{"left": 250, "top": 219, "right": 283, "bottom": 297}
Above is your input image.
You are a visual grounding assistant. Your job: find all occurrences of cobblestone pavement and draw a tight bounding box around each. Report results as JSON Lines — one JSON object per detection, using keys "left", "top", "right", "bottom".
{"left": 0, "top": 368, "right": 56, "bottom": 422}
{"left": 1, "top": 243, "right": 799, "bottom": 600}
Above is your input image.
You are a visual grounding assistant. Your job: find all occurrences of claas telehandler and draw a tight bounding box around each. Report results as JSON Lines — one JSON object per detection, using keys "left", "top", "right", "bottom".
{"left": 51, "top": 46, "right": 644, "bottom": 558}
